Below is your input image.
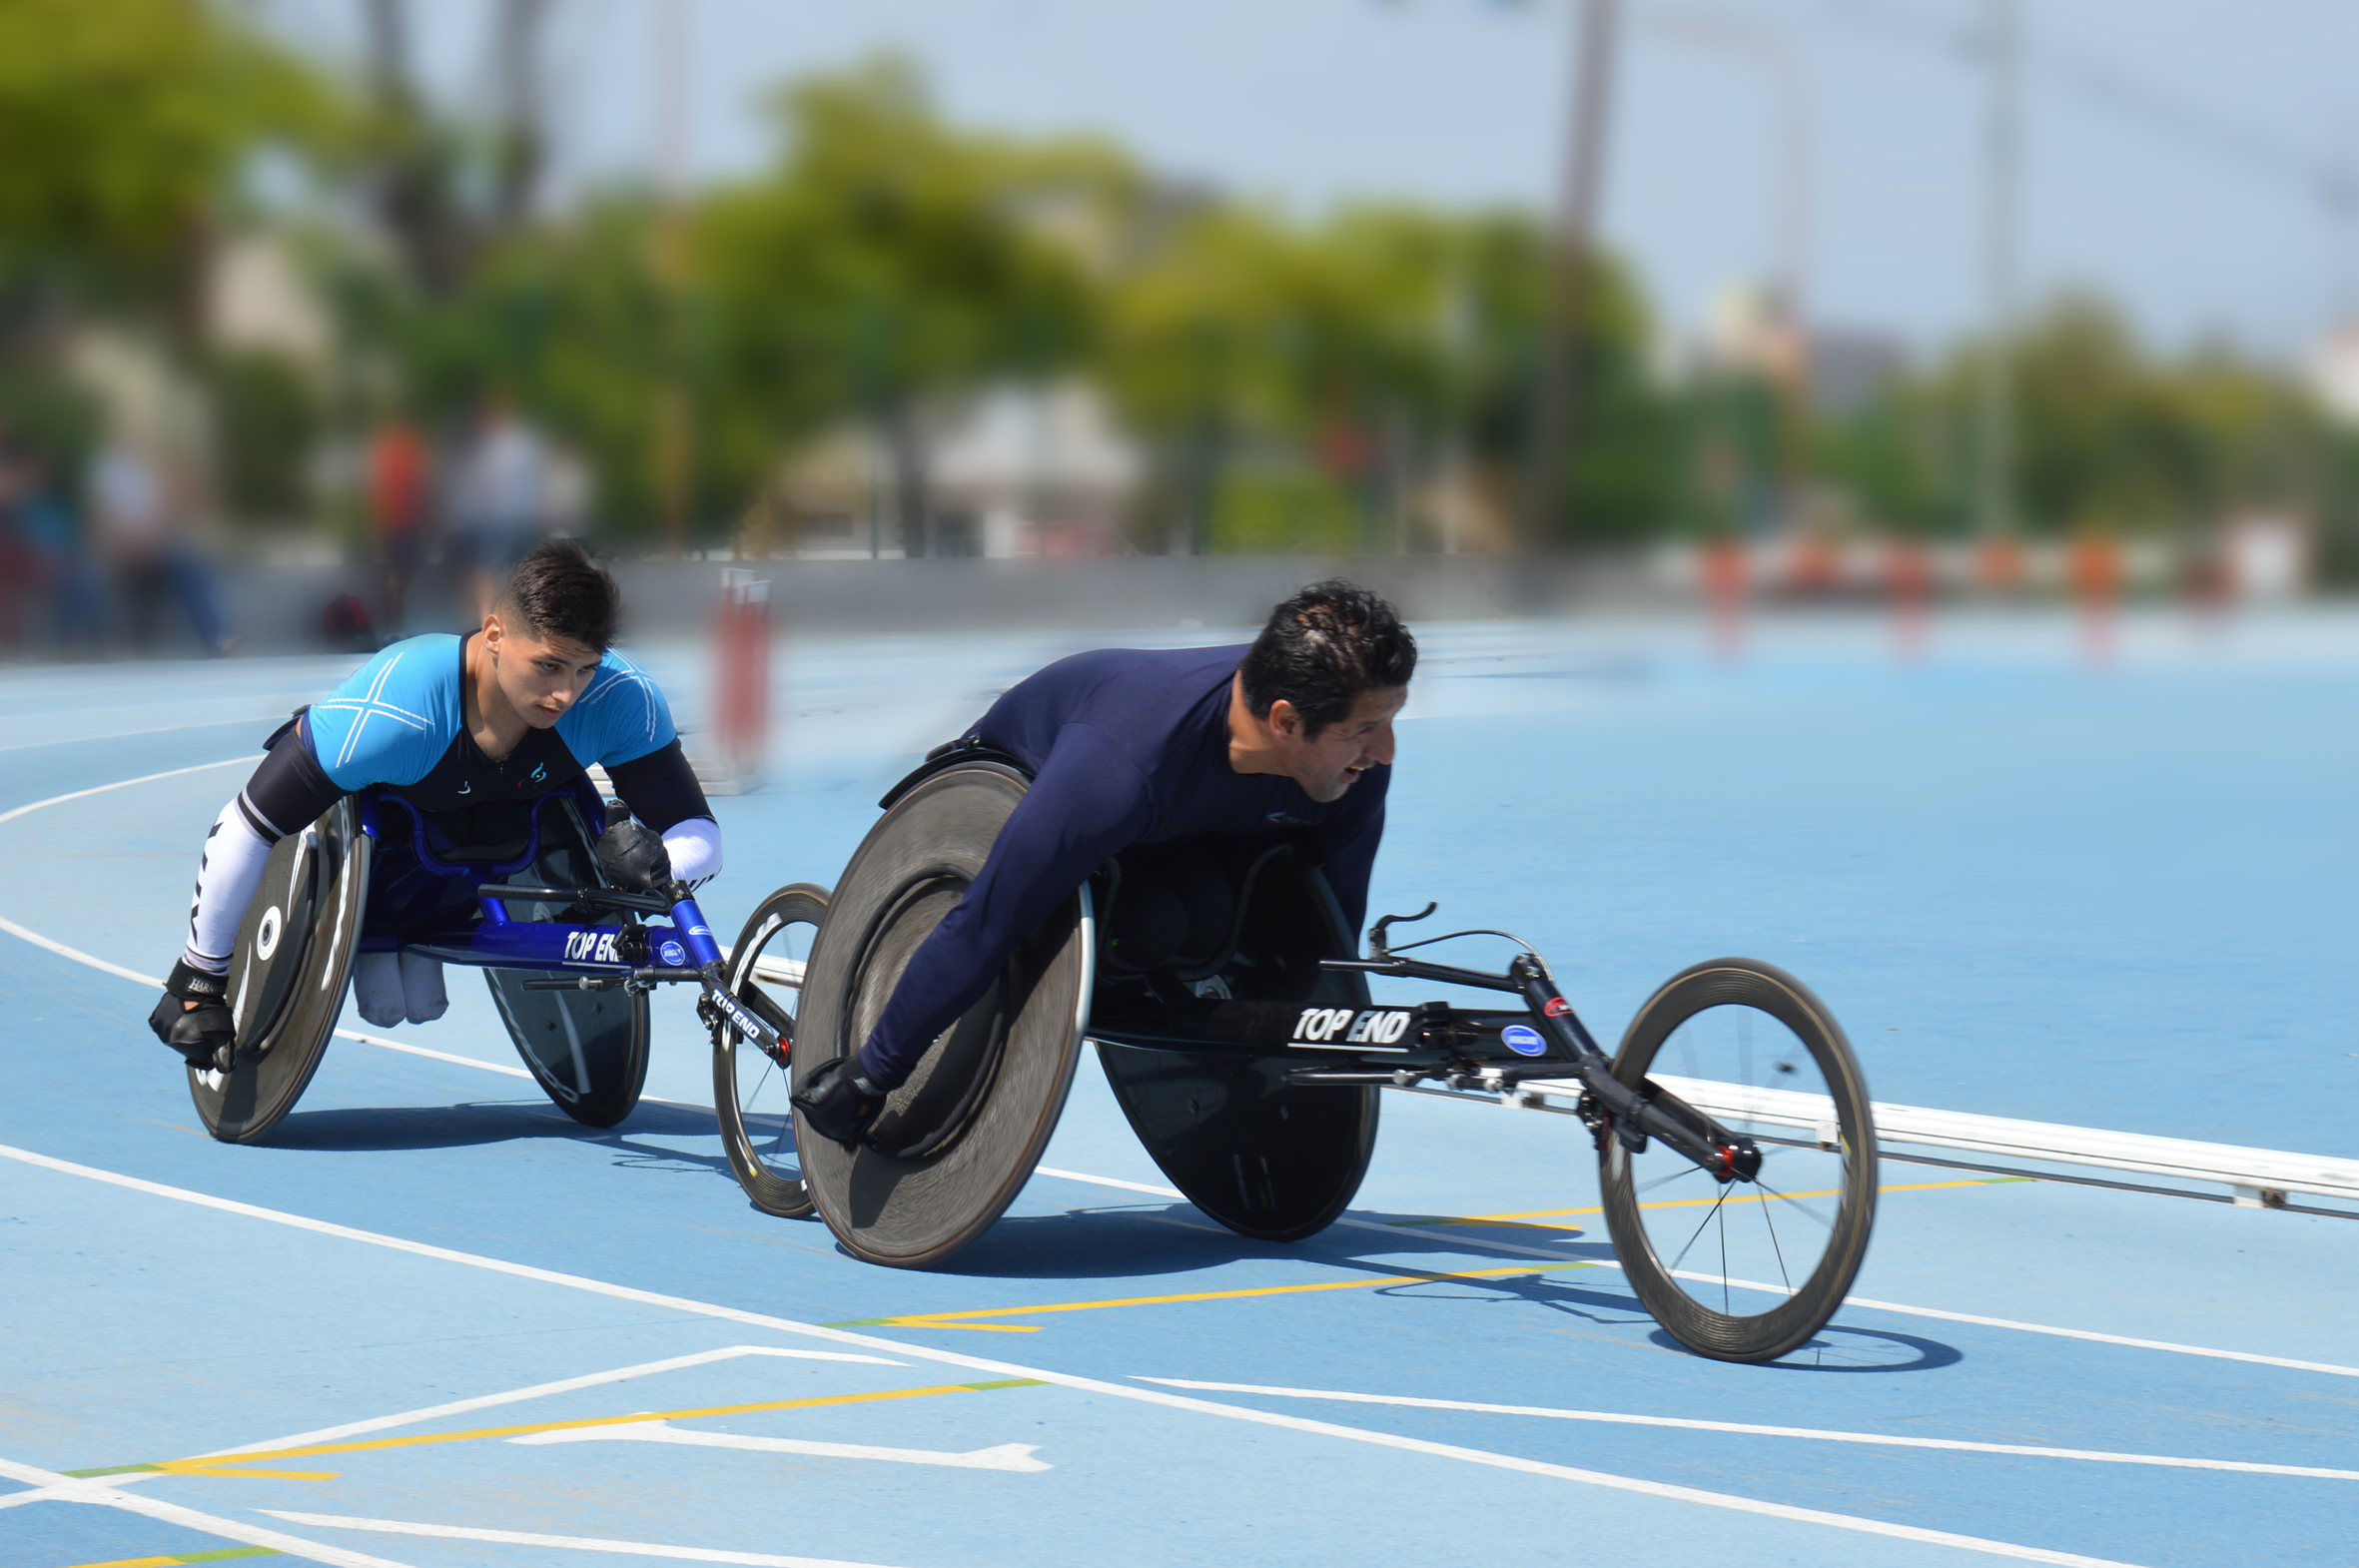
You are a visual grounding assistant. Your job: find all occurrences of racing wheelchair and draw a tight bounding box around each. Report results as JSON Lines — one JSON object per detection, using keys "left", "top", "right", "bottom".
{"left": 710, "top": 741, "right": 1880, "bottom": 1364}
{"left": 191, "top": 776, "right": 768, "bottom": 1146}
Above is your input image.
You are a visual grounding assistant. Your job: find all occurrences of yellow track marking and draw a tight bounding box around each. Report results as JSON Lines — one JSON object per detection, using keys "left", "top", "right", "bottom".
{"left": 834, "top": 1260, "right": 1594, "bottom": 1331}
{"left": 1396, "top": 1176, "right": 2029, "bottom": 1232}
{"left": 116, "top": 1379, "right": 1041, "bottom": 1479}
{"left": 51, "top": 1553, "right": 277, "bottom": 1568}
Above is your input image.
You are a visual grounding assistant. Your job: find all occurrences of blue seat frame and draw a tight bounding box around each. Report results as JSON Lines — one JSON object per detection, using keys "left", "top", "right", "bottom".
{"left": 343, "top": 781, "right": 761, "bottom": 1045}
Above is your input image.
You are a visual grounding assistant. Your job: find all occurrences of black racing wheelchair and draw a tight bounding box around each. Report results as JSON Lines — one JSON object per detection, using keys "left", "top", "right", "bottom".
{"left": 710, "top": 740, "right": 1880, "bottom": 1364}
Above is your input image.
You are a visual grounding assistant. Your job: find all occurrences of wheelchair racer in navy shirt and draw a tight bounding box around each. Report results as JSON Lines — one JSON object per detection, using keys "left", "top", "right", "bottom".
{"left": 152, "top": 538, "right": 719, "bottom": 1070}
{"left": 793, "top": 579, "right": 1417, "bottom": 1148}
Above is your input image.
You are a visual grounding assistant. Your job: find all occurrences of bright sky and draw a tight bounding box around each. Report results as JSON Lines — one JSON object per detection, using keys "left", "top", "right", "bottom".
{"left": 263, "top": 0, "right": 2359, "bottom": 361}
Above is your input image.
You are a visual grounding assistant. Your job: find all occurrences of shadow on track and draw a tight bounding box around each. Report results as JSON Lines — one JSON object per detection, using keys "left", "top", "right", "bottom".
{"left": 260, "top": 1098, "right": 729, "bottom": 1168}
{"left": 1648, "top": 1323, "right": 1964, "bottom": 1372}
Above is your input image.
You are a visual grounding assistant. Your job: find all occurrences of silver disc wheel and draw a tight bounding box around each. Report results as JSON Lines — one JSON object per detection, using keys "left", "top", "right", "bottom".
{"left": 190, "top": 800, "right": 370, "bottom": 1144}
{"left": 793, "top": 763, "right": 1092, "bottom": 1268}
{"left": 1599, "top": 959, "right": 1877, "bottom": 1364}
{"left": 714, "top": 883, "right": 830, "bottom": 1218}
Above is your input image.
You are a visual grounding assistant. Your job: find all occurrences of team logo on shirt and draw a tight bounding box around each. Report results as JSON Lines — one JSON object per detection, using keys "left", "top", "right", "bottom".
{"left": 522, "top": 762, "right": 547, "bottom": 787}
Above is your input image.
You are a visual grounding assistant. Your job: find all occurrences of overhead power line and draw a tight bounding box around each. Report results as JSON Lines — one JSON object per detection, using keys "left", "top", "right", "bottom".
{"left": 1822, "top": 0, "right": 2353, "bottom": 213}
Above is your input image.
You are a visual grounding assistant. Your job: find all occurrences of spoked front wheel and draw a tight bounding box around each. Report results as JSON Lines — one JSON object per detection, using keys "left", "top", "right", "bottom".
{"left": 713, "top": 883, "right": 829, "bottom": 1218}
{"left": 1599, "top": 958, "right": 1877, "bottom": 1363}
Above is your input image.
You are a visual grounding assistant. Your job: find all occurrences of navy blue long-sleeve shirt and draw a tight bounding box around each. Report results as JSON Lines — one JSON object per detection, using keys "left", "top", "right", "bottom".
{"left": 856, "top": 643, "right": 1390, "bottom": 1087}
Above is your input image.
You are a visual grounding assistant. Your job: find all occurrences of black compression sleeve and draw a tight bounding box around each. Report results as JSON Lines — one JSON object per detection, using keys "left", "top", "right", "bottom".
{"left": 240, "top": 718, "right": 347, "bottom": 842}
{"left": 605, "top": 739, "right": 712, "bottom": 833}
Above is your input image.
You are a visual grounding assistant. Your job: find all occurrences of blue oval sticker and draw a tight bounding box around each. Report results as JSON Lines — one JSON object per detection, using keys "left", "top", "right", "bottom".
{"left": 1502, "top": 1024, "right": 1546, "bottom": 1058}
{"left": 659, "top": 940, "right": 687, "bottom": 968}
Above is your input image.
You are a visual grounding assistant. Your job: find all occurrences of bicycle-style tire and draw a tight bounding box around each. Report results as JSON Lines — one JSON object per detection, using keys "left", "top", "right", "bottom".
{"left": 1598, "top": 958, "right": 1877, "bottom": 1363}
{"left": 713, "top": 883, "right": 829, "bottom": 1218}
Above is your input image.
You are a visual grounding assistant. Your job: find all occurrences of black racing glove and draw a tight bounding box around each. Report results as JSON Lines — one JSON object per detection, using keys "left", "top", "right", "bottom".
{"left": 791, "top": 1057, "right": 887, "bottom": 1150}
{"left": 149, "top": 959, "right": 236, "bottom": 1072}
{"left": 595, "top": 819, "right": 673, "bottom": 892}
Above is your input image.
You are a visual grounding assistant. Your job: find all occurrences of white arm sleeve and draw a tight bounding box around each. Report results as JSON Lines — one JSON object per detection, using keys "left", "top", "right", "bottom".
{"left": 185, "top": 799, "right": 275, "bottom": 974}
{"left": 662, "top": 815, "right": 722, "bottom": 888}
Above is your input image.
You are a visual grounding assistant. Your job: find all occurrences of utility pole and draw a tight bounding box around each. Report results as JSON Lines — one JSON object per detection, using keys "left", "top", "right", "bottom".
{"left": 1529, "top": 0, "right": 1621, "bottom": 554}
{"left": 655, "top": 0, "right": 691, "bottom": 559}
{"left": 1976, "top": 0, "right": 2018, "bottom": 544}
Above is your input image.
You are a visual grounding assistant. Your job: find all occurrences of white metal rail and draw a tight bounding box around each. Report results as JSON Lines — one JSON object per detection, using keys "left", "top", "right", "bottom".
{"left": 1519, "top": 1073, "right": 2359, "bottom": 1215}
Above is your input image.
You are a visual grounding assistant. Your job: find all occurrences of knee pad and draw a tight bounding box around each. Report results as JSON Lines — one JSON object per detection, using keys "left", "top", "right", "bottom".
{"left": 352, "top": 950, "right": 405, "bottom": 1028}
{"left": 397, "top": 951, "right": 448, "bottom": 1025}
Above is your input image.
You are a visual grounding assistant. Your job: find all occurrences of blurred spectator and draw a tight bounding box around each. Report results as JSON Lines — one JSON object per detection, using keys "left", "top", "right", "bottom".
{"left": 90, "top": 428, "right": 236, "bottom": 656}
{"left": 367, "top": 412, "right": 430, "bottom": 634}
{"left": 544, "top": 439, "right": 592, "bottom": 538}
{"left": 0, "top": 427, "right": 32, "bottom": 655}
{"left": 444, "top": 394, "right": 548, "bottom": 617}
{"left": 4, "top": 438, "right": 106, "bottom": 658}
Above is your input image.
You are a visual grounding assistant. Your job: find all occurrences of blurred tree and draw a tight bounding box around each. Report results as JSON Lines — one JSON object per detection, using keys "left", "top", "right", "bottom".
{"left": 0, "top": 0, "right": 330, "bottom": 319}
{"left": 1817, "top": 296, "right": 2329, "bottom": 547}
{"left": 209, "top": 349, "right": 320, "bottom": 520}
{"left": 693, "top": 58, "right": 1105, "bottom": 550}
{"left": 357, "top": 0, "right": 557, "bottom": 296}
{"left": 1106, "top": 202, "right": 1671, "bottom": 552}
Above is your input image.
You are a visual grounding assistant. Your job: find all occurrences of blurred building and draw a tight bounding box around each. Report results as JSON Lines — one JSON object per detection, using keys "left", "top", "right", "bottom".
{"left": 2307, "top": 323, "right": 2359, "bottom": 425}
{"left": 761, "top": 383, "right": 1141, "bottom": 559}
{"left": 206, "top": 235, "right": 333, "bottom": 373}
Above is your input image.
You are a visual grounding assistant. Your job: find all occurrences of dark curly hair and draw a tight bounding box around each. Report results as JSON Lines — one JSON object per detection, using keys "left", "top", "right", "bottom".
{"left": 497, "top": 537, "right": 620, "bottom": 652}
{"left": 1236, "top": 579, "right": 1417, "bottom": 737}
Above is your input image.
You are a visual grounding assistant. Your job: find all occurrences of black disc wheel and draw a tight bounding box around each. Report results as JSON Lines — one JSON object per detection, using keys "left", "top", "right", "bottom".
{"left": 480, "top": 794, "right": 650, "bottom": 1129}
{"left": 190, "top": 800, "right": 371, "bottom": 1144}
{"left": 483, "top": 970, "right": 651, "bottom": 1128}
{"left": 714, "top": 883, "right": 829, "bottom": 1218}
{"left": 794, "top": 763, "right": 1093, "bottom": 1268}
{"left": 1098, "top": 1047, "right": 1377, "bottom": 1240}
{"left": 1599, "top": 958, "right": 1877, "bottom": 1364}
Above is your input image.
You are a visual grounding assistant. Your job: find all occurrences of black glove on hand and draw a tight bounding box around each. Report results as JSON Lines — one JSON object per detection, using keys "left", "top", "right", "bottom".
{"left": 791, "top": 1057, "right": 887, "bottom": 1150}
{"left": 595, "top": 819, "right": 673, "bottom": 892}
{"left": 149, "top": 959, "right": 235, "bottom": 1072}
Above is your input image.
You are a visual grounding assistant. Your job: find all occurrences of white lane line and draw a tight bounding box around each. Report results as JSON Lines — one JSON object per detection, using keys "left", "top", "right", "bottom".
{"left": 261, "top": 1513, "right": 908, "bottom": 1568}
{"left": 0, "top": 755, "right": 260, "bottom": 828}
{"left": 511, "top": 1421, "right": 1051, "bottom": 1471}
{"left": 1138, "top": 1379, "right": 2359, "bottom": 1481}
{"left": 198, "top": 1345, "right": 905, "bottom": 1458}
{"left": 0, "top": 914, "right": 161, "bottom": 987}
{"left": 0, "top": 1345, "right": 912, "bottom": 1507}
{"left": 333, "top": 1028, "right": 534, "bottom": 1079}
{"left": 0, "top": 1143, "right": 2163, "bottom": 1568}
{"left": 1034, "top": 1165, "right": 1182, "bottom": 1197}
{"left": 0, "top": 1454, "right": 417, "bottom": 1568}
{"left": 3, "top": 861, "right": 2351, "bottom": 1411}
{"left": 1032, "top": 1169, "right": 2359, "bottom": 1379}
{"left": 0, "top": 708, "right": 317, "bottom": 755}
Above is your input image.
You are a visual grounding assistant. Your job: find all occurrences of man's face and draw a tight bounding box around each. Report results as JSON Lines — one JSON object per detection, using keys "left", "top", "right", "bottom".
{"left": 485, "top": 616, "right": 601, "bottom": 729}
{"left": 1269, "top": 685, "right": 1407, "bottom": 804}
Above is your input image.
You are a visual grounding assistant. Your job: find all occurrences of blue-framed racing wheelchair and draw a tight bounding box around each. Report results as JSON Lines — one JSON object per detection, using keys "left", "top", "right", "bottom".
{"left": 192, "top": 777, "right": 797, "bottom": 1149}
